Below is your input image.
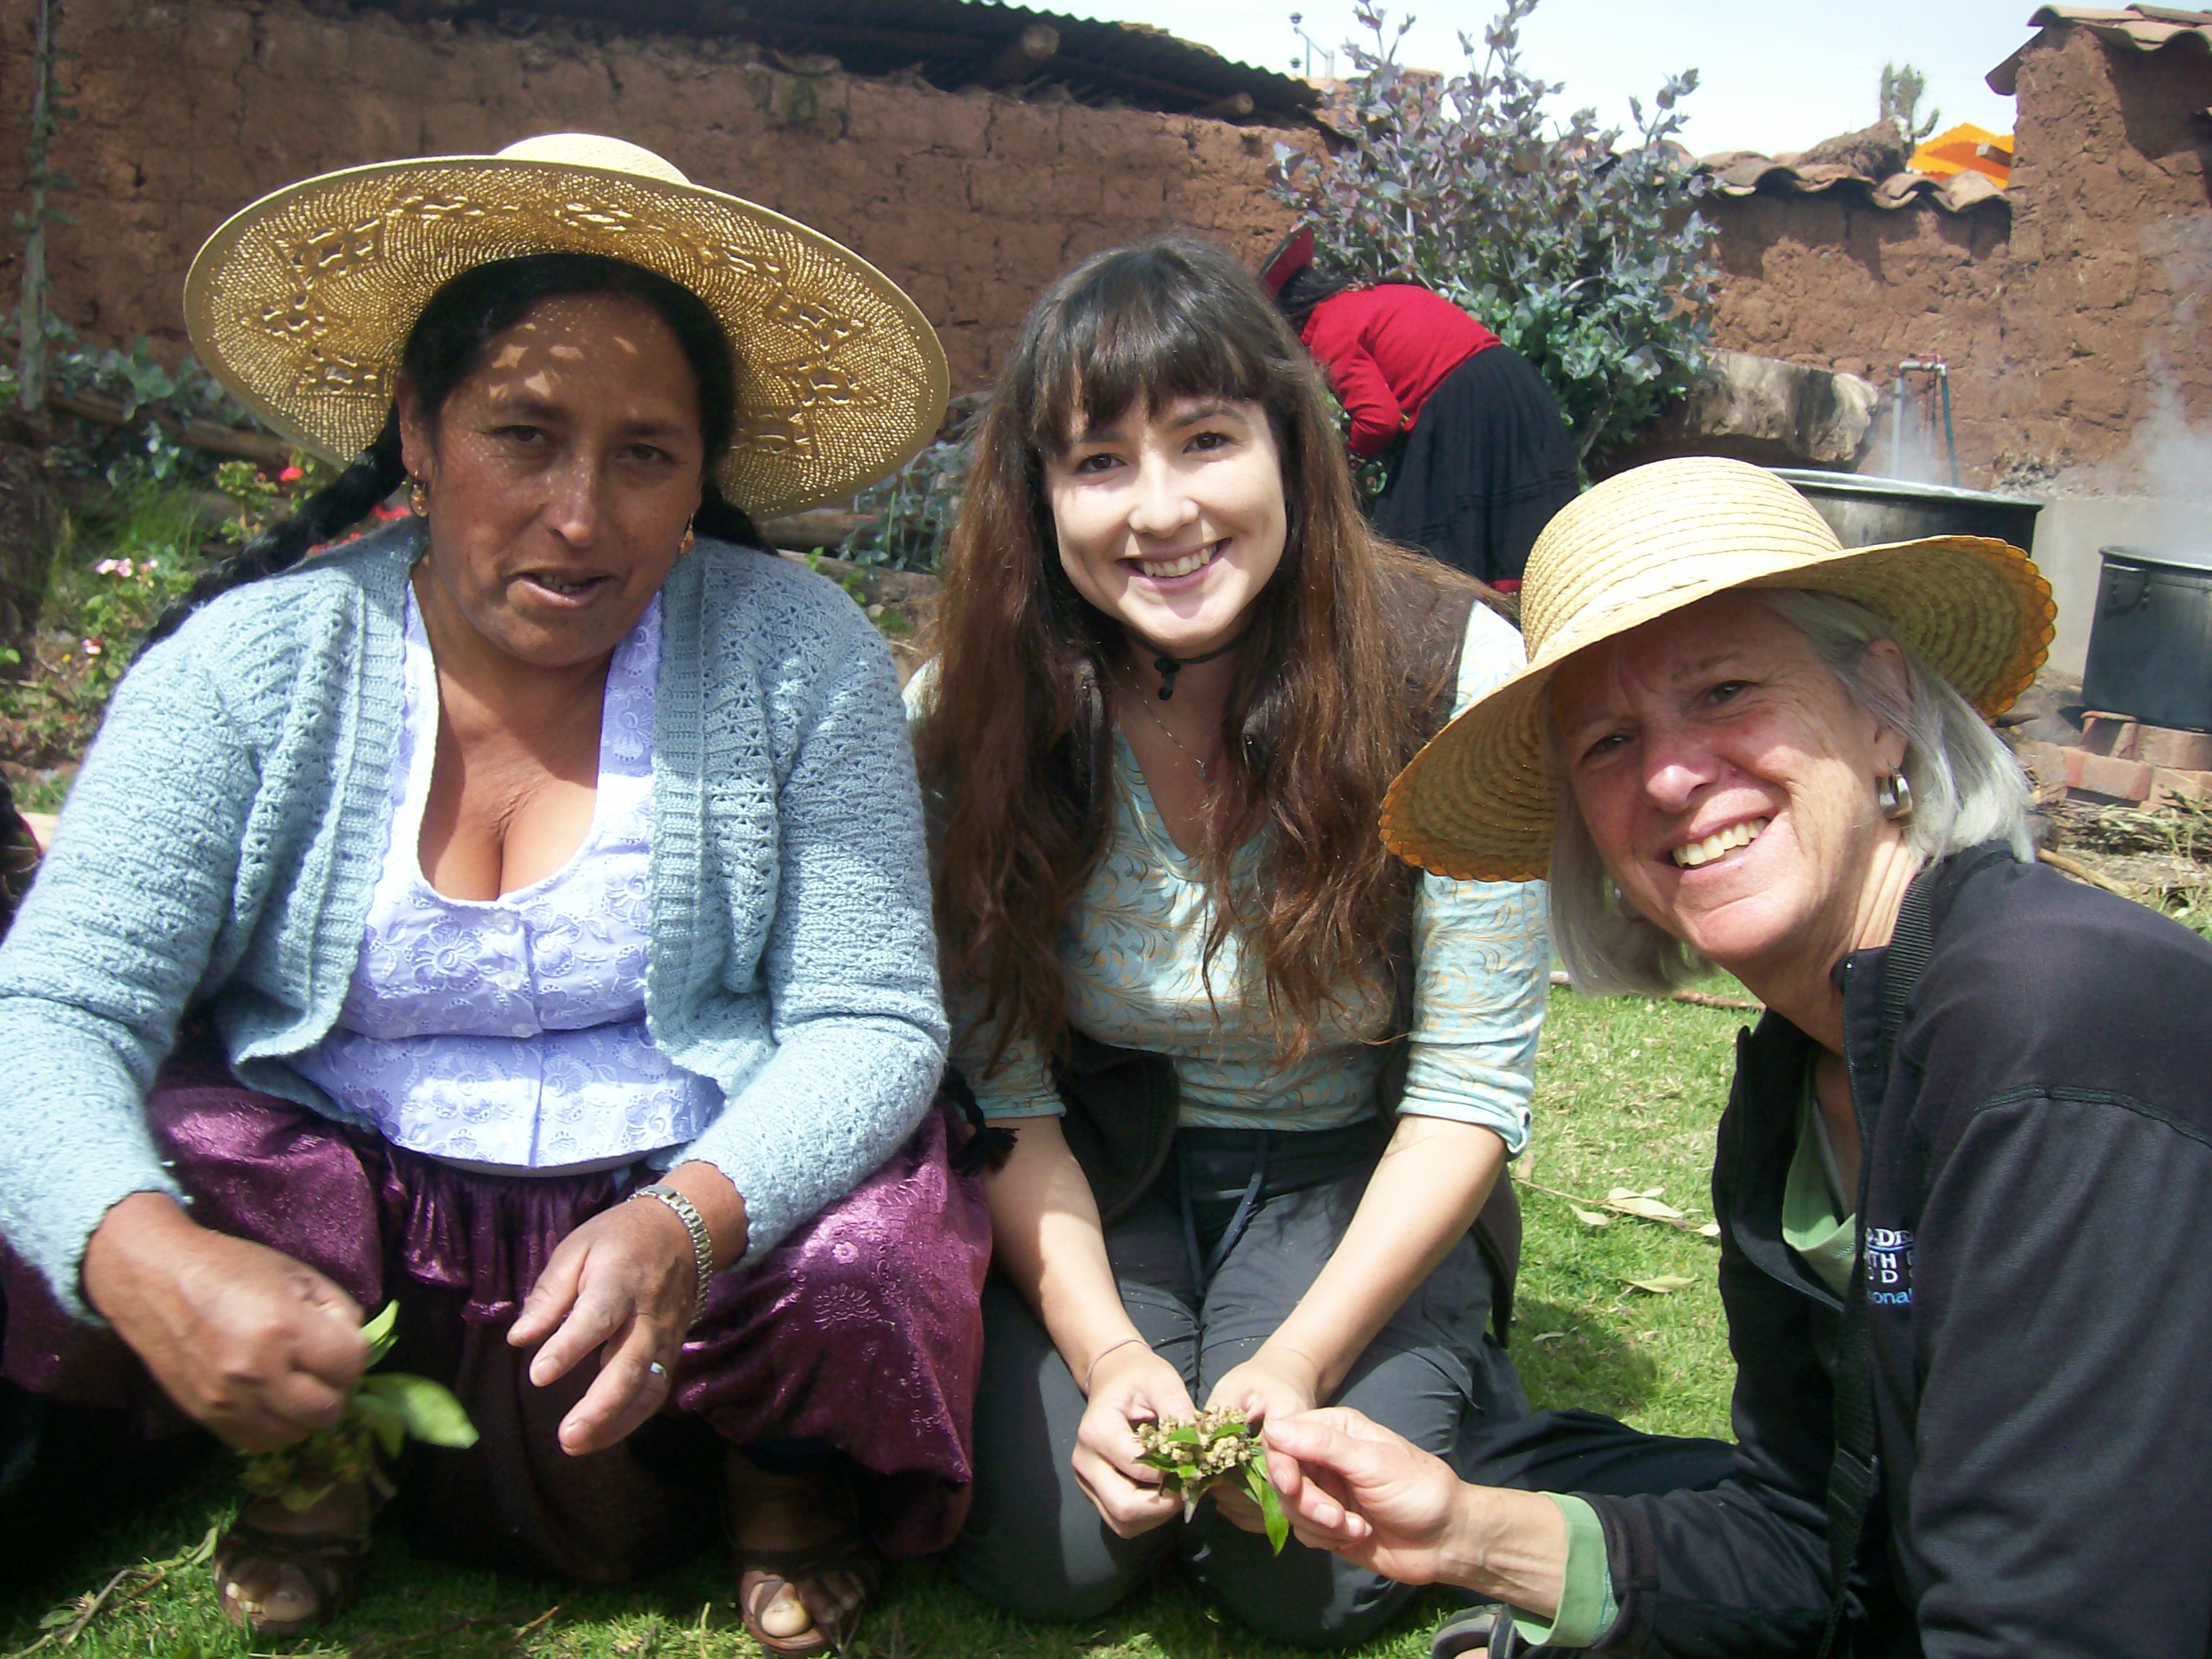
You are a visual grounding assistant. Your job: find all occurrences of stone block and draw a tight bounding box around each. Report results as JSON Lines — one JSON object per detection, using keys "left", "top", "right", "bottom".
{"left": 2063, "top": 747, "right": 2153, "bottom": 801}
{"left": 2074, "top": 716, "right": 2212, "bottom": 770}
{"left": 2139, "top": 727, "right": 2212, "bottom": 771}
{"left": 2151, "top": 768, "right": 2212, "bottom": 810}
{"left": 1621, "top": 350, "right": 1879, "bottom": 471}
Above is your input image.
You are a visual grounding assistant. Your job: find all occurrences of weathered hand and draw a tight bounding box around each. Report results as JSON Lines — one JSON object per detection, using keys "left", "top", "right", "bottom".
{"left": 510, "top": 1160, "right": 743, "bottom": 1457}
{"left": 1071, "top": 1339, "right": 1198, "bottom": 1538}
{"left": 81, "top": 1192, "right": 369, "bottom": 1453}
{"left": 508, "top": 1194, "right": 696, "bottom": 1455}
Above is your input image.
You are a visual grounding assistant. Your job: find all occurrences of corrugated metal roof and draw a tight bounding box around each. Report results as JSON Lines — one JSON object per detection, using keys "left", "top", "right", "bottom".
{"left": 404, "top": 0, "right": 1321, "bottom": 122}
{"left": 1698, "top": 151, "right": 2010, "bottom": 214}
{"left": 1987, "top": 5, "right": 2212, "bottom": 94}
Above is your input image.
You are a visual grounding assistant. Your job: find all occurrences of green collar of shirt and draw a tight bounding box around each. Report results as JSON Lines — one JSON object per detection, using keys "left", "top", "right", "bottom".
{"left": 1521, "top": 1058, "right": 1859, "bottom": 1648}
{"left": 1783, "top": 1057, "right": 1856, "bottom": 1298}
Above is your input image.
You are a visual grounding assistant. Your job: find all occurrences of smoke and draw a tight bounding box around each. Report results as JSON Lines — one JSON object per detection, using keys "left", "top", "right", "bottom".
{"left": 2102, "top": 212, "right": 2212, "bottom": 552}
{"left": 2047, "top": 214, "right": 2212, "bottom": 554}
{"left": 2128, "top": 374, "right": 2212, "bottom": 509}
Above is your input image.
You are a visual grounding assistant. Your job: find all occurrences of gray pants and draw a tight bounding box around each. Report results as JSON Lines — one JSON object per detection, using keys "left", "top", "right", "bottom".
{"left": 950, "top": 1138, "right": 1527, "bottom": 1649}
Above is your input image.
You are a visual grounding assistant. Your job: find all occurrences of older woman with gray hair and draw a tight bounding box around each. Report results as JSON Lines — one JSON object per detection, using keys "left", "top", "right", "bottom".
{"left": 1256, "top": 458, "right": 2212, "bottom": 1658}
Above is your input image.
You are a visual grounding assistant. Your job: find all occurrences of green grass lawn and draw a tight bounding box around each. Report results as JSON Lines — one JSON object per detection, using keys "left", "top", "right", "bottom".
{"left": 0, "top": 987, "right": 1747, "bottom": 1659}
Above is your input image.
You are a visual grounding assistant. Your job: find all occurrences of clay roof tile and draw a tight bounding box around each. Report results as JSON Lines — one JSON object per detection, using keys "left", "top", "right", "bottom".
{"left": 1987, "top": 4, "right": 2212, "bottom": 95}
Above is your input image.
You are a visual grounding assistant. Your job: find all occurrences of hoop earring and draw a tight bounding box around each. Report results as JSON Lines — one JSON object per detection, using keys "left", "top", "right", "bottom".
{"left": 1604, "top": 873, "right": 1642, "bottom": 923}
{"left": 1877, "top": 770, "right": 1915, "bottom": 821}
{"left": 678, "top": 518, "right": 696, "bottom": 557}
{"left": 408, "top": 477, "right": 429, "bottom": 518}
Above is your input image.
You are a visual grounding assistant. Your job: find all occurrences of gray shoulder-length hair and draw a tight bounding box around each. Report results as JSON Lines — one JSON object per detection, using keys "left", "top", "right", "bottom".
{"left": 1550, "top": 587, "right": 2035, "bottom": 996}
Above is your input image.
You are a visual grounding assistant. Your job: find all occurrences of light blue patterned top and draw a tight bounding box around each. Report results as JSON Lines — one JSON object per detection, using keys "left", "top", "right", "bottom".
{"left": 909, "top": 602, "right": 1549, "bottom": 1149}
{"left": 0, "top": 524, "right": 946, "bottom": 1318}
{"left": 289, "top": 590, "right": 721, "bottom": 1170}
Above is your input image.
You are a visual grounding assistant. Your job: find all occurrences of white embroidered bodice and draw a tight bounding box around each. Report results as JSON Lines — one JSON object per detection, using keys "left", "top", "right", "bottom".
{"left": 289, "top": 588, "right": 721, "bottom": 1169}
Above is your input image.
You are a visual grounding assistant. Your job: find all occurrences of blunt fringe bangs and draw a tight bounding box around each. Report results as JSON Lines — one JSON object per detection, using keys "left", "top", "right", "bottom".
{"left": 1552, "top": 587, "right": 2035, "bottom": 998}
{"left": 1021, "top": 243, "right": 1282, "bottom": 459}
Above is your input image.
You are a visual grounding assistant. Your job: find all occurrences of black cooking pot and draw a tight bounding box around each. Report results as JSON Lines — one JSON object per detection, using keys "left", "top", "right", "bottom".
{"left": 2081, "top": 547, "right": 2212, "bottom": 732}
{"left": 1770, "top": 469, "right": 2043, "bottom": 551}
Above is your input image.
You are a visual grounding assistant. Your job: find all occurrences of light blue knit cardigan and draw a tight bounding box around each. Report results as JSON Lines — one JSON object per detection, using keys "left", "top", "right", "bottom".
{"left": 0, "top": 521, "right": 948, "bottom": 1316}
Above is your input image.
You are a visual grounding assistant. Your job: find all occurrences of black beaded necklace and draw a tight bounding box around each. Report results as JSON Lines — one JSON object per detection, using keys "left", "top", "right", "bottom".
{"left": 1147, "top": 631, "right": 1247, "bottom": 701}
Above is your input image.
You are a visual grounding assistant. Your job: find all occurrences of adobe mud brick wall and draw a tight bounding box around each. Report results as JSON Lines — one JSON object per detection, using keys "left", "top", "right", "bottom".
{"left": 0, "top": 0, "right": 1300, "bottom": 394}
{"left": 1702, "top": 22, "right": 2211, "bottom": 490}
{"left": 1702, "top": 194, "right": 2010, "bottom": 483}
{"left": 1997, "top": 23, "right": 2212, "bottom": 487}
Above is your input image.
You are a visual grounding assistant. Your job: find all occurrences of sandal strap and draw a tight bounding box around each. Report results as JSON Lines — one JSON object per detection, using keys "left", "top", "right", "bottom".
{"left": 215, "top": 1515, "right": 374, "bottom": 1632}
{"left": 737, "top": 1537, "right": 877, "bottom": 1658}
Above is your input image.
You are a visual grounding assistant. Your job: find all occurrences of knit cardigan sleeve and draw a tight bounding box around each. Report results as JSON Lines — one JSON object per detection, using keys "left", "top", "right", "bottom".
{"left": 0, "top": 637, "right": 254, "bottom": 1315}
{"left": 652, "top": 550, "right": 949, "bottom": 1264}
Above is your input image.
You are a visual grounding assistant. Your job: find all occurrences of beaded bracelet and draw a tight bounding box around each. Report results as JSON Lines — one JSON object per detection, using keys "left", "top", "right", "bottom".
{"left": 630, "top": 1182, "right": 714, "bottom": 1329}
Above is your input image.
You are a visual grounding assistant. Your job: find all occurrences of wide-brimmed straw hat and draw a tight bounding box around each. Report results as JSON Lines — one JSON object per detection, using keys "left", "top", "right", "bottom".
{"left": 184, "top": 133, "right": 949, "bottom": 519}
{"left": 1381, "top": 457, "right": 2055, "bottom": 882}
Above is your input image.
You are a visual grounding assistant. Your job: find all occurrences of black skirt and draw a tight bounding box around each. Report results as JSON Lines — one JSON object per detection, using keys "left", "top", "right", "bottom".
{"left": 1370, "top": 343, "right": 1580, "bottom": 585}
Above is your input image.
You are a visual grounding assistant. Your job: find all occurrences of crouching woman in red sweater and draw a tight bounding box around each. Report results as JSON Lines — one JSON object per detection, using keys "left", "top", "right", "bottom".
{"left": 1262, "top": 230, "right": 1578, "bottom": 591}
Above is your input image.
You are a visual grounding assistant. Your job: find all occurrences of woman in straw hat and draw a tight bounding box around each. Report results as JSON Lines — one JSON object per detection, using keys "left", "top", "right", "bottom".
{"left": 0, "top": 135, "right": 986, "bottom": 1650}
{"left": 906, "top": 237, "right": 1647, "bottom": 1648}
{"left": 1254, "top": 457, "right": 2212, "bottom": 1656}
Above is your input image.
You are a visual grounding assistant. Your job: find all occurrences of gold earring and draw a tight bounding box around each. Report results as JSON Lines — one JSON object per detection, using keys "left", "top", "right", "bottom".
{"left": 678, "top": 519, "right": 696, "bottom": 557}
{"left": 408, "top": 477, "right": 429, "bottom": 518}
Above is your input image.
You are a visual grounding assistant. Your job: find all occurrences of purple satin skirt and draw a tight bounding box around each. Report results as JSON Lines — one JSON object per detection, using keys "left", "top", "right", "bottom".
{"left": 1, "top": 1034, "right": 991, "bottom": 1580}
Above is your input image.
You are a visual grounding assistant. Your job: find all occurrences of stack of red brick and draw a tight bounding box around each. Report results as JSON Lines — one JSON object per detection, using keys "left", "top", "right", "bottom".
{"left": 2016, "top": 716, "right": 2212, "bottom": 809}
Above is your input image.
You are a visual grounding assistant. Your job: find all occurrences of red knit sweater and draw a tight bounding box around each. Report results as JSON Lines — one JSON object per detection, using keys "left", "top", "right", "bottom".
{"left": 1299, "top": 284, "right": 1500, "bottom": 458}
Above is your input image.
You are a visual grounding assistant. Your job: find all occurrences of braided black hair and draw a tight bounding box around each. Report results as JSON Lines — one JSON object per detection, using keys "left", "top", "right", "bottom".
{"left": 1272, "top": 263, "right": 1359, "bottom": 333}
{"left": 143, "top": 251, "right": 760, "bottom": 651}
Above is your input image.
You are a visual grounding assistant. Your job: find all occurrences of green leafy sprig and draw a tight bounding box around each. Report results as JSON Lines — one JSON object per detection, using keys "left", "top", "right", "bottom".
{"left": 1133, "top": 1408, "right": 1289, "bottom": 1554}
{"left": 239, "top": 1303, "right": 479, "bottom": 1514}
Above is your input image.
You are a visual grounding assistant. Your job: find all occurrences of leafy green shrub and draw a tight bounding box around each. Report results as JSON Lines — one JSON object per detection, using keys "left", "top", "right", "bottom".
{"left": 0, "top": 462, "right": 306, "bottom": 771}
{"left": 837, "top": 436, "right": 971, "bottom": 575}
{"left": 1272, "top": 0, "right": 1719, "bottom": 465}
{"left": 0, "top": 334, "right": 271, "bottom": 487}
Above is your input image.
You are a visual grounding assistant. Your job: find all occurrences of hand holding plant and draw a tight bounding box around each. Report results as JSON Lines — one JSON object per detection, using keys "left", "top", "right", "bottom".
{"left": 240, "top": 1302, "right": 478, "bottom": 1514}
{"left": 1133, "top": 1407, "right": 1290, "bottom": 1552}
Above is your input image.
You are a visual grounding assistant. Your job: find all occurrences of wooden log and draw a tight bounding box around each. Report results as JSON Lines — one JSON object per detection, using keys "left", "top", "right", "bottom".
{"left": 45, "top": 389, "right": 292, "bottom": 469}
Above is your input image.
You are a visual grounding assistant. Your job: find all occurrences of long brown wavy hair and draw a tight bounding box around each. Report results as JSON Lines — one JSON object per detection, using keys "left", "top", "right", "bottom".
{"left": 913, "top": 237, "right": 1487, "bottom": 1074}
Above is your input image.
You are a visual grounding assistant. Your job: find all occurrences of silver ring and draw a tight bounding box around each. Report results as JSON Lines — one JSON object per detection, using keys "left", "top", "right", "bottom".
{"left": 648, "top": 1361, "right": 668, "bottom": 1378}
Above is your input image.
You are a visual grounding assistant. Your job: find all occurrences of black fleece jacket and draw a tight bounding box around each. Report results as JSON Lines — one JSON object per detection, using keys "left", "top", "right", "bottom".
{"left": 1583, "top": 849, "right": 2212, "bottom": 1658}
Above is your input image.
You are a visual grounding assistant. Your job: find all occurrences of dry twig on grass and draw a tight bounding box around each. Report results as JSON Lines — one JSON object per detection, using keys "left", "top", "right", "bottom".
{"left": 5, "top": 1527, "right": 216, "bottom": 1659}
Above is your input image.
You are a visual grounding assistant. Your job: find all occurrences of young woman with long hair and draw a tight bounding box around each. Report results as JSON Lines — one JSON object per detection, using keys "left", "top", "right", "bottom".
{"left": 907, "top": 238, "right": 1553, "bottom": 1646}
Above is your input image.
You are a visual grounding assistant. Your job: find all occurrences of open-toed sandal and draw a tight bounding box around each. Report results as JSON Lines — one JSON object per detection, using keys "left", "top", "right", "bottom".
{"left": 1431, "top": 1604, "right": 1521, "bottom": 1659}
{"left": 735, "top": 1532, "right": 878, "bottom": 1658}
{"left": 213, "top": 1510, "right": 374, "bottom": 1633}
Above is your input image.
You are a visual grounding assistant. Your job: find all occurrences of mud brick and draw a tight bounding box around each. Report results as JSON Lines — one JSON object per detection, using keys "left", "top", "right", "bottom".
{"left": 2136, "top": 727, "right": 2212, "bottom": 771}
{"left": 2078, "top": 714, "right": 2139, "bottom": 758}
{"left": 2063, "top": 747, "right": 2154, "bottom": 801}
{"left": 2150, "top": 768, "right": 2212, "bottom": 810}
{"left": 2013, "top": 739, "right": 2072, "bottom": 796}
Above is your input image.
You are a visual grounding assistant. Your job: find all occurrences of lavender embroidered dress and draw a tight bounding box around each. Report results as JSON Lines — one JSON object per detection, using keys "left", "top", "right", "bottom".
{"left": 289, "top": 592, "right": 721, "bottom": 1170}
{"left": 1, "top": 564, "right": 989, "bottom": 1578}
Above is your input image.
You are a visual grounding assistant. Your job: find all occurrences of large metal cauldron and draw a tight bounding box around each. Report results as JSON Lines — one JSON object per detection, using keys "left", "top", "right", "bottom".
{"left": 1770, "top": 469, "right": 2044, "bottom": 551}
{"left": 2081, "top": 548, "right": 2212, "bottom": 732}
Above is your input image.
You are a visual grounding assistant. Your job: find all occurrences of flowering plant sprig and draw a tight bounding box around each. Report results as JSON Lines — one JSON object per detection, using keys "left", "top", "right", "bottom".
{"left": 1133, "top": 1407, "right": 1289, "bottom": 1553}
{"left": 240, "top": 1302, "right": 478, "bottom": 1513}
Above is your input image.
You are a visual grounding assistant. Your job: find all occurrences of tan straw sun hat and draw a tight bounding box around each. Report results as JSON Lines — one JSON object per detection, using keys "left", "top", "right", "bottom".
{"left": 1381, "top": 457, "right": 2055, "bottom": 884}
{"left": 184, "top": 133, "right": 950, "bottom": 519}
